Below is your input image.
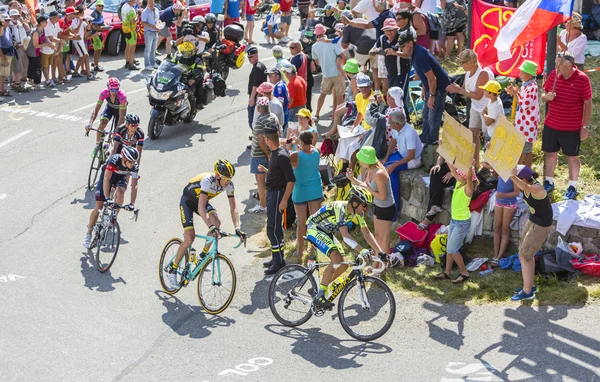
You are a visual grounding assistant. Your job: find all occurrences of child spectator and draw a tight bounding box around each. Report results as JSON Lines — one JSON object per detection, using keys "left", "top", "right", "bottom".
{"left": 479, "top": 80, "right": 504, "bottom": 142}
{"left": 506, "top": 60, "right": 539, "bottom": 168}
{"left": 71, "top": 8, "right": 93, "bottom": 80}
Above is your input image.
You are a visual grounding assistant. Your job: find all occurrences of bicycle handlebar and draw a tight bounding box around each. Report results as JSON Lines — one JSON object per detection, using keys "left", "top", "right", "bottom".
{"left": 195, "top": 230, "right": 246, "bottom": 249}
{"left": 85, "top": 127, "right": 114, "bottom": 137}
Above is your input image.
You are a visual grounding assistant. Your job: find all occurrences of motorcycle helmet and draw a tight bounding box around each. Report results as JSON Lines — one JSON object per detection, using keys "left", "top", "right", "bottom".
{"left": 205, "top": 13, "right": 216, "bottom": 24}
{"left": 178, "top": 41, "right": 195, "bottom": 59}
{"left": 125, "top": 113, "right": 140, "bottom": 126}
{"left": 106, "top": 77, "right": 120, "bottom": 90}
{"left": 192, "top": 15, "right": 205, "bottom": 25}
{"left": 214, "top": 159, "right": 235, "bottom": 178}
{"left": 182, "top": 24, "right": 194, "bottom": 36}
{"left": 348, "top": 186, "right": 373, "bottom": 206}
{"left": 121, "top": 146, "right": 139, "bottom": 162}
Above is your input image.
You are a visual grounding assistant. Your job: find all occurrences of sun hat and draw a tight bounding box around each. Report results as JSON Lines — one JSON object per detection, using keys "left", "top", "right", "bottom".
{"left": 356, "top": 73, "right": 371, "bottom": 88}
{"left": 314, "top": 23, "right": 327, "bottom": 36}
{"left": 9, "top": 9, "right": 20, "bottom": 16}
{"left": 519, "top": 60, "right": 538, "bottom": 77}
{"left": 296, "top": 108, "right": 312, "bottom": 118}
{"left": 558, "top": 51, "right": 575, "bottom": 64}
{"left": 397, "top": 28, "right": 414, "bottom": 46}
{"left": 479, "top": 80, "right": 502, "bottom": 94}
{"left": 271, "top": 3, "right": 280, "bottom": 12}
{"left": 356, "top": 146, "right": 378, "bottom": 165}
{"left": 516, "top": 165, "right": 535, "bottom": 181}
{"left": 343, "top": 58, "right": 359, "bottom": 74}
{"left": 95, "top": 0, "right": 105, "bottom": 5}
{"left": 382, "top": 18, "right": 399, "bottom": 31}
{"left": 266, "top": 67, "right": 281, "bottom": 75}
{"left": 65, "top": 6, "right": 76, "bottom": 14}
{"left": 569, "top": 11, "right": 583, "bottom": 29}
{"left": 335, "top": 23, "right": 345, "bottom": 31}
{"left": 257, "top": 82, "right": 274, "bottom": 94}
{"left": 257, "top": 97, "right": 270, "bottom": 106}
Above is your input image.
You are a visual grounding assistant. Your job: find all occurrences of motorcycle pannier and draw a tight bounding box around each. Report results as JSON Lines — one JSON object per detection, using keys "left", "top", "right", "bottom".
{"left": 221, "top": 39, "right": 236, "bottom": 55}
{"left": 212, "top": 73, "right": 227, "bottom": 97}
{"left": 223, "top": 24, "right": 244, "bottom": 44}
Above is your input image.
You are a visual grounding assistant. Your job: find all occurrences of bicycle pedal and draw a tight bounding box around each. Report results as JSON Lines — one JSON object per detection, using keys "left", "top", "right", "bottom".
{"left": 183, "top": 279, "right": 189, "bottom": 287}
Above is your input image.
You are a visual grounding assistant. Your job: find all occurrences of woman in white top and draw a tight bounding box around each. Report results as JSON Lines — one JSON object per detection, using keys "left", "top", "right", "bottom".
{"left": 446, "top": 49, "right": 493, "bottom": 168}
{"left": 558, "top": 12, "right": 587, "bottom": 70}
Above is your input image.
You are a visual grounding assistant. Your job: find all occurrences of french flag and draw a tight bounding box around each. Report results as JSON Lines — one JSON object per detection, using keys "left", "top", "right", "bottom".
{"left": 480, "top": 0, "right": 574, "bottom": 66}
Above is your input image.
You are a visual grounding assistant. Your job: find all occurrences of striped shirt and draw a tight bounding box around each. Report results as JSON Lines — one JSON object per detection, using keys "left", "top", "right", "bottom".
{"left": 543, "top": 69, "right": 592, "bottom": 132}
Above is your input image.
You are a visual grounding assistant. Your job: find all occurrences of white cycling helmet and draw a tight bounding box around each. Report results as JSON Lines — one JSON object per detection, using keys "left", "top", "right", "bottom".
{"left": 121, "top": 146, "right": 139, "bottom": 162}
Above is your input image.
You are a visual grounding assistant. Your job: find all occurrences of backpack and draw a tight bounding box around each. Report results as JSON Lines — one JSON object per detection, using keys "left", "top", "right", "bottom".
{"left": 393, "top": 240, "right": 419, "bottom": 267}
{"left": 416, "top": 10, "right": 442, "bottom": 40}
{"left": 118, "top": 0, "right": 126, "bottom": 22}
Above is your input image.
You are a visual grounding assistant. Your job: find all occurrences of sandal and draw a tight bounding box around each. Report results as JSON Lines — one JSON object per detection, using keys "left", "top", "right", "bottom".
{"left": 0, "top": 90, "right": 12, "bottom": 97}
{"left": 417, "top": 218, "right": 431, "bottom": 230}
{"left": 434, "top": 272, "right": 450, "bottom": 280}
{"left": 452, "top": 274, "right": 470, "bottom": 284}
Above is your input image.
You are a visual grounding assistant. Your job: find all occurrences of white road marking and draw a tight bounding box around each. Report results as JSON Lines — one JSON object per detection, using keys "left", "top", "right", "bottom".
{"left": 0, "top": 193, "right": 6, "bottom": 200}
{"left": 71, "top": 87, "right": 149, "bottom": 113}
{"left": 0, "top": 130, "right": 32, "bottom": 149}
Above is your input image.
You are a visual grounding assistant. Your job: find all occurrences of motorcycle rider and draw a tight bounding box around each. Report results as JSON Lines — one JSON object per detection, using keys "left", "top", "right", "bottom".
{"left": 171, "top": 41, "right": 205, "bottom": 113}
{"left": 176, "top": 16, "right": 210, "bottom": 53}
{"left": 204, "top": 13, "right": 220, "bottom": 49}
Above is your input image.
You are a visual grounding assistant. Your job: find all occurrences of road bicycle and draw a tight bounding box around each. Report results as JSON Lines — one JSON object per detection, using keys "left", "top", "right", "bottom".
{"left": 268, "top": 251, "right": 396, "bottom": 341}
{"left": 158, "top": 231, "right": 244, "bottom": 315}
{"left": 85, "top": 120, "right": 118, "bottom": 191}
{"left": 90, "top": 192, "right": 139, "bottom": 273}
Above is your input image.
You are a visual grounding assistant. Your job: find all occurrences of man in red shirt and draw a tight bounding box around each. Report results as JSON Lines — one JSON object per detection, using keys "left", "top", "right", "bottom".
{"left": 279, "top": 0, "right": 292, "bottom": 42}
{"left": 541, "top": 51, "right": 592, "bottom": 200}
{"left": 285, "top": 65, "right": 307, "bottom": 122}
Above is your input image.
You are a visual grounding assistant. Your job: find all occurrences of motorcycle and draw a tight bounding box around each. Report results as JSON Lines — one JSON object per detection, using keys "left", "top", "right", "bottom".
{"left": 207, "top": 22, "right": 246, "bottom": 81}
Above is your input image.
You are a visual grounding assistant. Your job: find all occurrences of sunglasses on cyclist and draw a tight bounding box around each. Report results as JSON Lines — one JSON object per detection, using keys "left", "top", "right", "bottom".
{"left": 109, "top": 88, "right": 118, "bottom": 92}
{"left": 127, "top": 123, "right": 139, "bottom": 128}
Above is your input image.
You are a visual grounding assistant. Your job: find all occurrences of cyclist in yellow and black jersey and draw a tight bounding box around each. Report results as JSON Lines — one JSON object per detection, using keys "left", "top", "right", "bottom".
{"left": 306, "top": 186, "right": 385, "bottom": 310}
{"left": 167, "top": 159, "right": 246, "bottom": 288}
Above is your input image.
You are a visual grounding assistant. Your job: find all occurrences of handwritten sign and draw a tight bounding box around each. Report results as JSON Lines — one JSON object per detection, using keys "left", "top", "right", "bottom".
{"left": 437, "top": 112, "right": 475, "bottom": 174}
{"left": 484, "top": 115, "right": 525, "bottom": 181}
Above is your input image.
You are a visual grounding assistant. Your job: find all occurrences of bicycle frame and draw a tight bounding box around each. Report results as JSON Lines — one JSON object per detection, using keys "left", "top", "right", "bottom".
{"left": 180, "top": 233, "right": 243, "bottom": 285}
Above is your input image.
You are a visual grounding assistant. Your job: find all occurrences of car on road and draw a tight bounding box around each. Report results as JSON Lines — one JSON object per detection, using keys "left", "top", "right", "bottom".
{"left": 85, "top": 0, "right": 210, "bottom": 56}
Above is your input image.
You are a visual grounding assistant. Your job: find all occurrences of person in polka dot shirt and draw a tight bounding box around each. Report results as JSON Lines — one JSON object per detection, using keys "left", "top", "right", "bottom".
{"left": 506, "top": 60, "right": 540, "bottom": 168}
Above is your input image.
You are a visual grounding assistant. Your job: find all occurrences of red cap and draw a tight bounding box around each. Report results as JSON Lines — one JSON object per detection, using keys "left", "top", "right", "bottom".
{"left": 398, "top": 0, "right": 412, "bottom": 3}
{"left": 65, "top": 6, "right": 76, "bottom": 14}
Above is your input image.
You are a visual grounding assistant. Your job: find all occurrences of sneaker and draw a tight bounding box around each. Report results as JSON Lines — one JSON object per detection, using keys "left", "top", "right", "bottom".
{"left": 152, "top": 64, "right": 159, "bottom": 69}
{"left": 514, "top": 286, "right": 536, "bottom": 295}
{"left": 281, "top": 36, "right": 290, "bottom": 43}
{"left": 45, "top": 80, "right": 55, "bottom": 87}
{"left": 511, "top": 289, "right": 536, "bottom": 301}
{"left": 249, "top": 204, "right": 267, "bottom": 213}
{"left": 312, "top": 295, "right": 335, "bottom": 310}
{"left": 33, "top": 84, "right": 45, "bottom": 90}
{"left": 133, "top": 59, "right": 140, "bottom": 65}
{"left": 72, "top": 72, "right": 83, "bottom": 78}
{"left": 563, "top": 186, "right": 578, "bottom": 200}
{"left": 65, "top": 74, "right": 72, "bottom": 82}
{"left": 93, "top": 65, "right": 105, "bottom": 72}
{"left": 144, "top": 66, "right": 153, "bottom": 71}
{"left": 83, "top": 233, "right": 92, "bottom": 249}
{"left": 167, "top": 266, "right": 179, "bottom": 289}
{"left": 543, "top": 180, "right": 555, "bottom": 193}
{"left": 128, "top": 64, "right": 140, "bottom": 71}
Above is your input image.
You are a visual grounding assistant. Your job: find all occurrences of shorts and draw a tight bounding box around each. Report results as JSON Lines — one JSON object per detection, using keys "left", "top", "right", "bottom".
{"left": 445, "top": 26, "right": 465, "bottom": 37}
{"left": 246, "top": 13, "right": 256, "bottom": 21}
{"left": 446, "top": 218, "right": 471, "bottom": 254}
{"left": 95, "top": 169, "right": 128, "bottom": 202}
{"left": 101, "top": 106, "right": 120, "bottom": 121}
{"left": 469, "top": 108, "right": 486, "bottom": 130}
{"left": 11, "top": 50, "right": 25, "bottom": 73}
{"left": 542, "top": 125, "right": 580, "bottom": 156}
{"left": 281, "top": 14, "right": 292, "bottom": 24}
{"left": 522, "top": 141, "right": 533, "bottom": 154}
{"left": 353, "top": 52, "right": 369, "bottom": 66}
{"left": 224, "top": 17, "right": 240, "bottom": 26}
{"left": 374, "top": 204, "right": 396, "bottom": 221}
{"left": 124, "top": 31, "right": 137, "bottom": 45}
{"left": 159, "top": 26, "right": 172, "bottom": 38}
{"left": 250, "top": 156, "right": 269, "bottom": 174}
{"left": 518, "top": 219, "right": 551, "bottom": 260}
{"left": 73, "top": 40, "right": 89, "bottom": 57}
{"left": 321, "top": 75, "right": 345, "bottom": 96}
{"left": 306, "top": 227, "right": 344, "bottom": 257}
{"left": 495, "top": 200, "right": 517, "bottom": 209}
{"left": 293, "top": 196, "right": 323, "bottom": 206}
{"left": 92, "top": 35, "right": 104, "bottom": 51}
{"left": 41, "top": 52, "right": 52, "bottom": 68}
{"left": 0, "top": 56, "right": 12, "bottom": 76}
{"left": 377, "top": 55, "right": 387, "bottom": 78}
{"left": 179, "top": 194, "right": 216, "bottom": 230}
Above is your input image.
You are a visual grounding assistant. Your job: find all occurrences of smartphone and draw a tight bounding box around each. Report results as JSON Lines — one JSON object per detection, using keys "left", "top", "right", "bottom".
{"left": 286, "top": 138, "right": 293, "bottom": 144}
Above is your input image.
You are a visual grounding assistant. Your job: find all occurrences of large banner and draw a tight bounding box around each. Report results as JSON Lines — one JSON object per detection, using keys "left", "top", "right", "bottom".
{"left": 471, "top": 0, "right": 546, "bottom": 78}
{"left": 483, "top": 115, "right": 526, "bottom": 181}
{"left": 437, "top": 112, "right": 475, "bottom": 174}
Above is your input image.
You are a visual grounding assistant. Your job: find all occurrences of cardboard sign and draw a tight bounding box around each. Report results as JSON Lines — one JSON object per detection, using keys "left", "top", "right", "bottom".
{"left": 484, "top": 115, "right": 525, "bottom": 181}
{"left": 437, "top": 112, "right": 475, "bottom": 174}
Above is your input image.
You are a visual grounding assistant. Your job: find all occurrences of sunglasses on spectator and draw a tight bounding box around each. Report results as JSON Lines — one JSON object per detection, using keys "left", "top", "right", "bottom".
{"left": 395, "top": 17, "right": 404, "bottom": 20}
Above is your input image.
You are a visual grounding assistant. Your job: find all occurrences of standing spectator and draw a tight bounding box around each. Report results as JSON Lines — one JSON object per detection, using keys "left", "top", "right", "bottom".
{"left": 415, "top": 0, "right": 437, "bottom": 14}
{"left": 409, "top": 3, "right": 432, "bottom": 52}
{"left": 8, "top": 9, "right": 29, "bottom": 92}
{"left": 394, "top": 10, "right": 417, "bottom": 118}
{"left": 558, "top": 12, "right": 587, "bottom": 70}
{"left": 0, "top": 14, "right": 14, "bottom": 98}
{"left": 279, "top": 0, "right": 292, "bottom": 42}
{"left": 446, "top": 49, "right": 493, "bottom": 168}
{"left": 541, "top": 51, "right": 592, "bottom": 200}
{"left": 42, "top": 11, "right": 61, "bottom": 87}
{"left": 290, "top": 130, "right": 323, "bottom": 257}
{"left": 59, "top": 7, "right": 79, "bottom": 82}
{"left": 254, "top": 81, "right": 285, "bottom": 129}
{"left": 312, "top": 23, "right": 344, "bottom": 122}
{"left": 440, "top": 0, "right": 467, "bottom": 59}
{"left": 297, "top": 0, "right": 311, "bottom": 30}
{"left": 225, "top": 0, "right": 241, "bottom": 26}
{"left": 25, "top": 15, "right": 50, "bottom": 90}
{"left": 250, "top": 97, "right": 278, "bottom": 214}
{"left": 296, "top": 108, "right": 318, "bottom": 145}
{"left": 211, "top": 0, "right": 227, "bottom": 17}
{"left": 288, "top": 40, "right": 313, "bottom": 111}
{"left": 157, "top": 2, "right": 184, "bottom": 57}
{"left": 340, "top": 11, "right": 376, "bottom": 71}
{"left": 70, "top": 7, "right": 93, "bottom": 80}
{"left": 509, "top": 165, "right": 552, "bottom": 301}
{"left": 348, "top": 146, "right": 396, "bottom": 253}
{"left": 267, "top": 67, "right": 290, "bottom": 126}
{"left": 244, "top": 0, "right": 258, "bottom": 43}
{"left": 121, "top": 0, "right": 139, "bottom": 70}
{"left": 272, "top": 45, "right": 291, "bottom": 81}
{"left": 259, "top": 124, "right": 296, "bottom": 275}
{"left": 479, "top": 80, "right": 503, "bottom": 141}
{"left": 506, "top": 60, "right": 539, "bottom": 168}
{"left": 141, "top": 0, "right": 160, "bottom": 71}
{"left": 397, "top": 30, "right": 449, "bottom": 149}
{"left": 247, "top": 46, "right": 267, "bottom": 130}
{"left": 285, "top": 65, "right": 307, "bottom": 123}
{"left": 90, "top": 0, "right": 108, "bottom": 72}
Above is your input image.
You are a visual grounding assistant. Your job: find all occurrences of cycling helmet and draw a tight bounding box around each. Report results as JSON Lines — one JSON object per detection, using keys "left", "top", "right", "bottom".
{"left": 172, "top": 1, "right": 183, "bottom": 10}
{"left": 205, "top": 13, "right": 216, "bottom": 23}
{"left": 121, "top": 146, "right": 139, "bottom": 162}
{"left": 214, "top": 159, "right": 235, "bottom": 178}
{"left": 178, "top": 41, "right": 195, "bottom": 58}
{"left": 182, "top": 24, "right": 194, "bottom": 36}
{"left": 192, "top": 15, "right": 205, "bottom": 24}
{"left": 389, "top": 252, "right": 404, "bottom": 268}
{"left": 106, "top": 77, "right": 120, "bottom": 90}
{"left": 348, "top": 186, "right": 373, "bottom": 206}
{"left": 124, "top": 113, "right": 140, "bottom": 126}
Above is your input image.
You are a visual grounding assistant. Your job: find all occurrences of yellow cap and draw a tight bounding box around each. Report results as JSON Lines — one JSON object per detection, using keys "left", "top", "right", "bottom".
{"left": 271, "top": 3, "right": 280, "bottom": 12}
{"left": 478, "top": 80, "right": 502, "bottom": 95}
{"left": 296, "top": 108, "right": 312, "bottom": 118}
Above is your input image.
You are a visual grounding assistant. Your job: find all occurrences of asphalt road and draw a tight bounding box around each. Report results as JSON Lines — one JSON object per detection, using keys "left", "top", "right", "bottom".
{"left": 1, "top": 25, "right": 600, "bottom": 381}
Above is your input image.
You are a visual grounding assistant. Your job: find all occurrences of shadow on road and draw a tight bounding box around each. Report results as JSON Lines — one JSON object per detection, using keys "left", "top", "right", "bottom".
{"left": 71, "top": 189, "right": 97, "bottom": 210}
{"left": 423, "top": 301, "right": 470, "bottom": 350}
{"left": 475, "top": 305, "right": 600, "bottom": 380}
{"left": 264, "top": 324, "right": 392, "bottom": 369}
{"left": 80, "top": 253, "right": 126, "bottom": 292}
{"left": 155, "top": 290, "right": 235, "bottom": 338}
{"left": 239, "top": 278, "right": 270, "bottom": 315}
{"left": 143, "top": 123, "right": 220, "bottom": 153}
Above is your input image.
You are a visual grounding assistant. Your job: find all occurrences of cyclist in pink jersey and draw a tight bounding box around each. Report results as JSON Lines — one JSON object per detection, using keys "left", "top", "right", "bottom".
{"left": 85, "top": 78, "right": 128, "bottom": 154}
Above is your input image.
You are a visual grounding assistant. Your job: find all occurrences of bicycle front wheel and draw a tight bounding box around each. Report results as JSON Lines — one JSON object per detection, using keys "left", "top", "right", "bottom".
{"left": 87, "top": 147, "right": 104, "bottom": 191}
{"left": 338, "top": 276, "right": 396, "bottom": 341}
{"left": 197, "top": 254, "right": 236, "bottom": 315}
{"left": 158, "top": 238, "right": 187, "bottom": 295}
{"left": 95, "top": 221, "right": 120, "bottom": 273}
{"left": 268, "top": 264, "right": 316, "bottom": 327}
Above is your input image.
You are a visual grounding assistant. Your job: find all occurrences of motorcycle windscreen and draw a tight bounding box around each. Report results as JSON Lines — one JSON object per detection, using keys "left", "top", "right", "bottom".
{"left": 152, "top": 60, "right": 190, "bottom": 91}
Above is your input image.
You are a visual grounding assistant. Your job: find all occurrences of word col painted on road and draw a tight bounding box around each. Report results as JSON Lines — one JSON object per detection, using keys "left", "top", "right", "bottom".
{"left": 437, "top": 112, "right": 475, "bottom": 174}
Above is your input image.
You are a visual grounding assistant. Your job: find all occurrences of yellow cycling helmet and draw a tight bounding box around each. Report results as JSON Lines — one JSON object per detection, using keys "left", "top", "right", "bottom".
{"left": 214, "top": 159, "right": 235, "bottom": 178}
{"left": 271, "top": 3, "right": 280, "bottom": 12}
{"left": 349, "top": 186, "right": 373, "bottom": 205}
{"left": 178, "top": 41, "right": 195, "bottom": 58}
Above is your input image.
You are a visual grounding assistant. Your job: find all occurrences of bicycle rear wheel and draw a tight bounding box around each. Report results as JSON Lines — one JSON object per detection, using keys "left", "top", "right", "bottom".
{"left": 268, "top": 264, "right": 316, "bottom": 327}
{"left": 87, "top": 146, "right": 104, "bottom": 191}
{"left": 95, "top": 221, "right": 120, "bottom": 273}
{"left": 338, "top": 276, "right": 396, "bottom": 341}
{"left": 158, "top": 238, "right": 187, "bottom": 295}
{"left": 197, "top": 253, "right": 236, "bottom": 315}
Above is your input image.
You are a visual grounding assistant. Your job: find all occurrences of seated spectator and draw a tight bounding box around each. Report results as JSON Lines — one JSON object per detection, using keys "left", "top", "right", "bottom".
{"left": 365, "top": 86, "right": 404, "bottom": 159}
{"left": 326, "top": 73, "right": 373, "bottom": 138}
{"left": 342, "top": 58, "right": 360, "bottom": 101}
{"left": 558, "top": 12, "right": 587, "bottom": 70}
{"left": 418, "top": 156, "right": 456, "bottom": 230}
